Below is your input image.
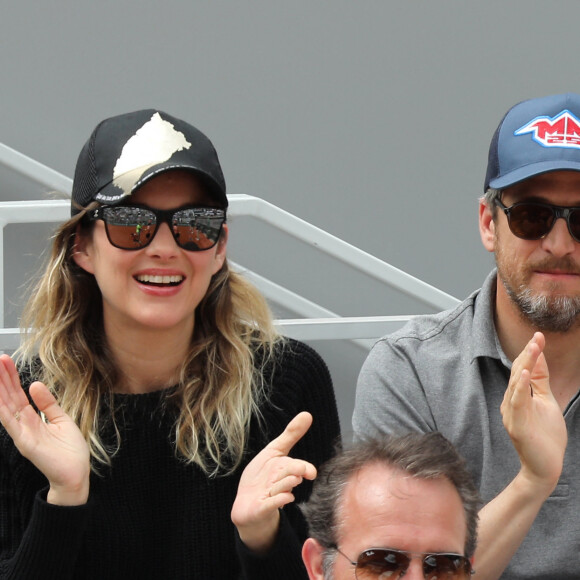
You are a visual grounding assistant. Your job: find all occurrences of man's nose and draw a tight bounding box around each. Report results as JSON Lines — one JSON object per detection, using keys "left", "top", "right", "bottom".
{"left": 541, "top": 217, "right": 577, "bottom": 256}
{"left": 404, "top": 558, "right": 426, "bottom": 579}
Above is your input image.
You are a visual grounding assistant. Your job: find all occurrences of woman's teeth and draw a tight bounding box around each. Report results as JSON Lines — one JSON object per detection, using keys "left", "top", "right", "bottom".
{"left": 136, "top": 274, "right": 183, "bottom": 286}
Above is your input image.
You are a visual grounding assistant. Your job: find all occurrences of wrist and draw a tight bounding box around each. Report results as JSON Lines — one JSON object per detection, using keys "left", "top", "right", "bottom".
{"left": 514, "top": 467, "right": 559, "bottom": 501}
{"left": 237, "top": 510, "right": 281, "bottom": 555}
{"left": 47, "top": 476, "right": 90, "bottom": 506}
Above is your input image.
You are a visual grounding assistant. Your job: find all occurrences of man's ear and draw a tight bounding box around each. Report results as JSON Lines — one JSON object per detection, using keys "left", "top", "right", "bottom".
{"left": 302, "top": 538, "right": 327, "bottom": 580}
{"left": 71, "top": 225, "right": 95, "bottom": 274}
{"left": 479, "top": 200, "right": 496, "bottom": 253}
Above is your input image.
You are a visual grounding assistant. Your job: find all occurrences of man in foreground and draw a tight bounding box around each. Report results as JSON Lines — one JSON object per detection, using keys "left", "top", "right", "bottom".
{"left": 301, "top": 432, "right": 479, "bottom": 580}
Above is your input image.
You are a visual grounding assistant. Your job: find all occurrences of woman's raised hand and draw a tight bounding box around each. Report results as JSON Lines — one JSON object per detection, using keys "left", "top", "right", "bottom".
{"left": 0, "top": 354, "right": 90, "bottom": 505}
{"left": 231, "top": 411, "right": 316, "bottom": 554}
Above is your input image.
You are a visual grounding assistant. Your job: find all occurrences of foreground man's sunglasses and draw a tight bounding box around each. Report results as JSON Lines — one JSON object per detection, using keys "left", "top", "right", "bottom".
{"left": 333, "top": 546, "right": 473, "bottom": 579}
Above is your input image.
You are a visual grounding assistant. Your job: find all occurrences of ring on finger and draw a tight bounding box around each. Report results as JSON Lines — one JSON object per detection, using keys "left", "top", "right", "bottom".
{"left": 14, "top": 410, "right": 21, "bottom": 422}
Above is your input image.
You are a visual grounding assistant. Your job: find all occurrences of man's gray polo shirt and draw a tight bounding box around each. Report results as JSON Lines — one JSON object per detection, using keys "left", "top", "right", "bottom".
{"left": 353, "top": 270, "right": 580, "bottom": 579}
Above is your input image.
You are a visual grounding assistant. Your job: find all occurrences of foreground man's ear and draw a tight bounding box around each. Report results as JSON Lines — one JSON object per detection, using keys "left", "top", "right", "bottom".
{"left": 302, "top": 538, "right": 328, "bottom": 580}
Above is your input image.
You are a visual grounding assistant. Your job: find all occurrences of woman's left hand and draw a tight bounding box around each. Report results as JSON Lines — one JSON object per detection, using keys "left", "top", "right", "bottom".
{"left": 231, "top": 411, "right": 316, "bottom": 554}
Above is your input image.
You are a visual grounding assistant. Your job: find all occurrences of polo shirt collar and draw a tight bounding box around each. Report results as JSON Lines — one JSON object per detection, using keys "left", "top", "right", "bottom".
{"left": 470, "top": 269, "right": 510, "bottom": 365}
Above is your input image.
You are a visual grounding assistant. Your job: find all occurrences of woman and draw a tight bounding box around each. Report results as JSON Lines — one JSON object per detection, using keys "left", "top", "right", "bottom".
{"left": 0, "top": 109, "right": 340, "bottom": 579}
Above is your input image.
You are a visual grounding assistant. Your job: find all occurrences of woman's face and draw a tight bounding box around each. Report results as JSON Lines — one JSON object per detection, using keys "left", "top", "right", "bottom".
{"left": 73, "top": 170, "right": 228, "bottom": 338}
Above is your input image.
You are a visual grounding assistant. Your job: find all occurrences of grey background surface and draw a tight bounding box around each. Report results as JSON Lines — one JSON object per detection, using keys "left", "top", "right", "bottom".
{"left": 1, "top": 1, "right": 579, "bottom": 435}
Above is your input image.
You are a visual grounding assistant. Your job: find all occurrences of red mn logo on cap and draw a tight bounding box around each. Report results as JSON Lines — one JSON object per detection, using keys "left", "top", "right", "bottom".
{"left": 515, "top": 110, "right": 580, "bottom": 148}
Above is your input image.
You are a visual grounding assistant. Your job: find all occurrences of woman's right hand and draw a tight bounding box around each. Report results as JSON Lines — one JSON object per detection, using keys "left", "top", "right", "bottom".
{"left": 0, "top": 354, "right": 90, "bottom": 505}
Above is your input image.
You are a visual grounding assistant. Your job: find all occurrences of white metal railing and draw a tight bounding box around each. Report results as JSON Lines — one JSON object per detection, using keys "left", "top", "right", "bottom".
{"left": 0, "top": 143, "right": 460, "bottom": 348}
{"left": 0, "top": 143, "right": 73, "bottom": 192}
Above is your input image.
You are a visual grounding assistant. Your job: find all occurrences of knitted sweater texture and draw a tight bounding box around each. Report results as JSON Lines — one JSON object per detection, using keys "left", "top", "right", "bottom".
{"left": 0, "top": 339, "right": 340, "bottom": 579}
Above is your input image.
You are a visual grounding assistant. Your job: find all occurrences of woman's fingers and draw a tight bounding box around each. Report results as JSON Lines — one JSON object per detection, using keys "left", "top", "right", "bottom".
{"left": 28, "top": 381, "right": 68, "bottom": 424}
{"left": 0, "top": 355, "right": 28, "bottom": 410}
{"left": 266, "top": 411, "right": 313, "bottom": 457}
{"left": 0, "top": 356, "right": 35, "bottom": 434}
{"left": 268, "top": 457, "right": 317, "bottom": 488}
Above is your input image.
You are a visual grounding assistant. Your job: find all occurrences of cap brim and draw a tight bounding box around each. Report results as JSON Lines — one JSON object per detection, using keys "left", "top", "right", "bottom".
{"left": 489, "top": 160, "right": 580, "bottom": 190}
{"left": 94, "top": 162, "right": 228, "bottom": 207}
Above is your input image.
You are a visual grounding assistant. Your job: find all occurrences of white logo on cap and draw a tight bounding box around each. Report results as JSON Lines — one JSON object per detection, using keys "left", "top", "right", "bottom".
{"left": 514, "top": 110, "right": 580, "bottom": 149}
{"left": 112, "top": 112, "right": 191, "bottom": 196}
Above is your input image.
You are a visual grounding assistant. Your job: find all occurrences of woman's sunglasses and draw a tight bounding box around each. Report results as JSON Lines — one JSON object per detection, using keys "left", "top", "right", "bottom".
{"left": 88, "top": 205, "right": 226, "bottom": 251}
{"left": 334, "top": 546, "right": 473, "bottom": 579}
{"left": 495, "top": 198, "right": 580, "bottom": 243}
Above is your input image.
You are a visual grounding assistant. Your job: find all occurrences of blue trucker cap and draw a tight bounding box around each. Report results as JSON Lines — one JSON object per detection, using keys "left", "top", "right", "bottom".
{"left": 484, "top": 92, "right": 580, "bottom": 192}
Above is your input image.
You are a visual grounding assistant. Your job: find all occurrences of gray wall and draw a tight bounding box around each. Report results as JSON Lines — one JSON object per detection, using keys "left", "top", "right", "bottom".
{"left": 1, "top": 1, "right": 580, "bottom": 435}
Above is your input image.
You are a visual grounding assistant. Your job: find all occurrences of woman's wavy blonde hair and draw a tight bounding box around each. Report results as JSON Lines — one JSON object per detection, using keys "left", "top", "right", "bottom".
{"left": 16, "top": 205, "right": 281, "bottom": 476}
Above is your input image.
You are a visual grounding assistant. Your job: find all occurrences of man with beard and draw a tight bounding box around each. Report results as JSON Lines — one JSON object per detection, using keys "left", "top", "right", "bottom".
{"left": 353, "top": 93, "right": 580, "bottom": 580}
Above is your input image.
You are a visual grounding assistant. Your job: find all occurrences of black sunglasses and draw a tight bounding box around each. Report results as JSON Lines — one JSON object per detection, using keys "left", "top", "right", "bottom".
{"left": 494, "top": 198, "right": 580, "bottom": 243}
{"left": 88, "top": 205, "right": 226, "bottom": 251}
{"left": 333, "top": 546, "right": 473, "bottom": 579}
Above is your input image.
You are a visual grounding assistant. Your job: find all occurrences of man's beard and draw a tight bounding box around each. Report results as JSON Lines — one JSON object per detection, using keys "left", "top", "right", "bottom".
{"left": 497, "top": 256, "right": 580, "bottom": 333}
{"left": 503, "top": 282, "right": 580, "bottom": 332}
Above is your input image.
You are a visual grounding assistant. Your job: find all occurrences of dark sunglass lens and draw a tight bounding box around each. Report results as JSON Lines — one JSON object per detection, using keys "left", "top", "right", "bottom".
{"left": 567, "top": 208, "right": 580, "bottom": 241}
{"left": 508, "top": 204, "right": 554, "bottom": 239}
{"left": 172, "top": 208, "right": 224, "bottom": 251}
{"left": 356, "top": 549, "right": 408, "bottom": 579}
{"left": 423, "top": 554, "right": 471, "bottom": 579}
{"left": 103, "top": 207, "right": 156, "bottom": 249}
